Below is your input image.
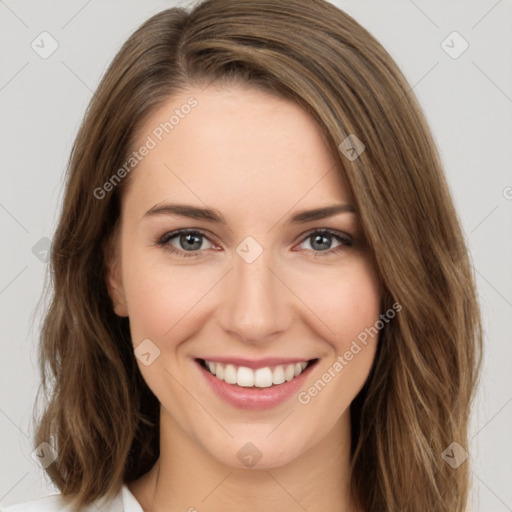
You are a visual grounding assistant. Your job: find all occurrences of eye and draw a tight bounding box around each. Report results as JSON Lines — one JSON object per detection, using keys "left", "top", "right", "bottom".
{"left": 157, "top": 229, "right": 214, "bottom": 257}
{"left": 296, "top": 229, "right": 353, "bottom": 256}
{"left": 156, "top": 228, "right": 353, "bottom": 259}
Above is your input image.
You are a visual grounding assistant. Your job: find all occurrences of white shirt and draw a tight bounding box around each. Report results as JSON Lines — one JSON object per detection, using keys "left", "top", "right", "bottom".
{"left": 0, "top": 485, "right": 143, "bottom": 512}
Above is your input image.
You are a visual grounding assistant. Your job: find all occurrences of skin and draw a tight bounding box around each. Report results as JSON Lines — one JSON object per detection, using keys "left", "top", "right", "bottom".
{"left": 107, "top": 84, "right": 381, "bottom": 512}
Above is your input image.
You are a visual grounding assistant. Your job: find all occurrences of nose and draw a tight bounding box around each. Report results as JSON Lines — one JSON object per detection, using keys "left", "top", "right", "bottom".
{"left": 217, "top": 247, "right": 292, "bottom": 345}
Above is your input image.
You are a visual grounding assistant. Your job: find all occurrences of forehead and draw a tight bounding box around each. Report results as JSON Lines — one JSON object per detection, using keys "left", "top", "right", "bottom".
{"left": 125, "top": 85, "right": 351, "bottom": 215}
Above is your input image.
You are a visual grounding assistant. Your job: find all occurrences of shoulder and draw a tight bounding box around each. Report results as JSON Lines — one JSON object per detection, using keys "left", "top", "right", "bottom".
{"left": 0, "top": 494, "right": 74, "bottom": 512}
{"left": 0, "top": 485, "right": 136, "bottom": 512}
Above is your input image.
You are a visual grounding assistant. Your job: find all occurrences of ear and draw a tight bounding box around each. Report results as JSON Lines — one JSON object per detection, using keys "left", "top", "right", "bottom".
{"left": 105, "top": 231, "right": 129, "bottom": 317}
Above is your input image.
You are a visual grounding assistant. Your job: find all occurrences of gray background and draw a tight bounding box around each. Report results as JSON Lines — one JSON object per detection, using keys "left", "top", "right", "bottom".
{"left": 1, "top": 1, "right": 511, "bottom": 510}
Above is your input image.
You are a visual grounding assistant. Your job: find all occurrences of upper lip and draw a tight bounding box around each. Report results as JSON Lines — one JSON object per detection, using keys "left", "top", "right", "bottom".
{"left": 197, "top": 357, "right": 316, "bottom": 369}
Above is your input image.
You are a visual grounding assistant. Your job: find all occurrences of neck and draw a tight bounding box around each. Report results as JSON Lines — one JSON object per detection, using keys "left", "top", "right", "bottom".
{"left": 129, "top": 406, "right": 361, "bottom": 512}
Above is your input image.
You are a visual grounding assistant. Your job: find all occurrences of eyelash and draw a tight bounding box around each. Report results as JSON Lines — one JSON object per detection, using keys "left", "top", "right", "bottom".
{"left": 155, "top": 229, "right": 353, "bottom": 259}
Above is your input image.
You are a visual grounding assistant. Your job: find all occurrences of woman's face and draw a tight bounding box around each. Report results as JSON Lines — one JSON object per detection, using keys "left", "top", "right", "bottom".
{"left": 108, "top": 84, "right": 381, "bottom": 469}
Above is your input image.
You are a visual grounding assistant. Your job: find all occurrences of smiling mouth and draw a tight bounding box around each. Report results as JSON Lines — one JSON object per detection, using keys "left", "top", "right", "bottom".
{"left": 196, "top": 358, "right": 319, "bottom": 388}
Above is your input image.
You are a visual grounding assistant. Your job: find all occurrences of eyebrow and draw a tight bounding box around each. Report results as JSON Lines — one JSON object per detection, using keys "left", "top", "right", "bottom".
{"left": 143, "top": 202, "right": 356, "bottom": 224}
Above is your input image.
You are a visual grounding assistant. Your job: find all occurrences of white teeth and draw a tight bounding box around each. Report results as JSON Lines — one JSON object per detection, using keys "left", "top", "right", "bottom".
{"left": 284, "top": 364, "right": 295, "bottom": 381}
{"left": 203, "top": 359, "right": 311, "bottom": 388}
{"left": 272, "top": 365, "right": 285, "bottom": 385}
{"left": 237, "top": 366, "right": 254, "bottom": 387}
{"left": 254, "top": 367, "right": 273, "bottom": 388}
{"left": 224, "top": 364, "right": 237, "bottom": 384}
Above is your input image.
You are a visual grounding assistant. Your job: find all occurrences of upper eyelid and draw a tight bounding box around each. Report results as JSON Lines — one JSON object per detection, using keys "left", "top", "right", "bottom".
{"left": 160, "top": 228, "right": 218, "bottom": 247}
{"left": 159, "top": 227, "right": 352, "bottom": 248}
{"left": 296, "top": 229, "right": 353, "bottom": 248}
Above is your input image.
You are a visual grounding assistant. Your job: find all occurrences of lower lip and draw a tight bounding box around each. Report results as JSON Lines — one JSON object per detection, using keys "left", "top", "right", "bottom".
{"left": 195, "top": 359, "right": 318, "bottom": 410}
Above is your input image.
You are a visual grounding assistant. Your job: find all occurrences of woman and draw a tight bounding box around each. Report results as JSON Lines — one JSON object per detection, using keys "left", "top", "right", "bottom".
{"left": 2, "top": 0, "right": 482, "bottom": 510}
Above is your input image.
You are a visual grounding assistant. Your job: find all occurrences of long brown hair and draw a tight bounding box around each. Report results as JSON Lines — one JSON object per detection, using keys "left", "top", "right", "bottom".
{"left": 34, "top": 1, "right": 482, "bottom": 510}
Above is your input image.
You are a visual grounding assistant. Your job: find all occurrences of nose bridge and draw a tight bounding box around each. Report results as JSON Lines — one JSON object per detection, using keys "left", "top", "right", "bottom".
{"left": 218, "top": 242, "right": 291, "bottom": 343}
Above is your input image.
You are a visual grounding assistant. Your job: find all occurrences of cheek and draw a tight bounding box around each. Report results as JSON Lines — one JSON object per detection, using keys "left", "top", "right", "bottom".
{"left": 121, "top": 250, "right": 214, "bottom": 344}
{"left": 293, "top": 260, "right": 381, "bottom": 425}
{"left": 298, "top": 256, "right": 382, "bottom": 347}
{"left": 334, "top": 269, "right": 381, "bottom": 348}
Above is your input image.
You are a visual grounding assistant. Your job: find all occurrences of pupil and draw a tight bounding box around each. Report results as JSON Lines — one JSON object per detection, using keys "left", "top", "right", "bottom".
{"left": 181, "top": 233, "right": 202, "bottom": 251}
{"left": 311, "top": 233, "right": 331, "bottom": 251}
